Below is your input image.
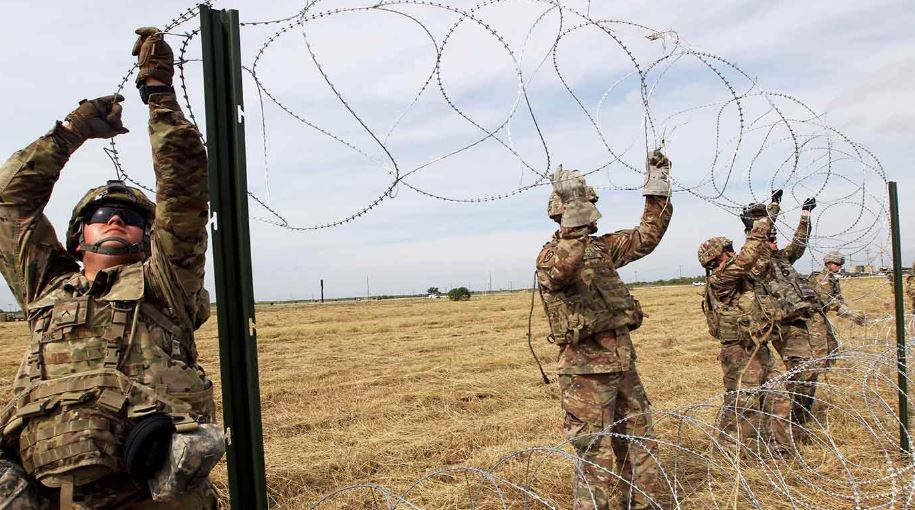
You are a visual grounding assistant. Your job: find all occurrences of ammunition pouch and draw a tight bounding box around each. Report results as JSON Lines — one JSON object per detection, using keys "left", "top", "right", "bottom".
{"left": 2, "top": 369, "right": 196, "bottom": 491}
{"left": 702, "top": 289, "right": 746, "bottom": 345}
{"left": 539, "top": 236, "right": 641, "bottom": 345}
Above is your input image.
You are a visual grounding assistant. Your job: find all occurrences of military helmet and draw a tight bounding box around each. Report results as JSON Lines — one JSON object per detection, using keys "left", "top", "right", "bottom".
{"left": 561, "top": 199, "right": 601, "bottom": 228}
{"left": 824, "top": 251, "right": 845, "bottom": 266}
{"left": 66, "top": 180, "right": 156, "bottom": 260}
{"left": 698, "top": 236, "right": 733, "bottom": 269}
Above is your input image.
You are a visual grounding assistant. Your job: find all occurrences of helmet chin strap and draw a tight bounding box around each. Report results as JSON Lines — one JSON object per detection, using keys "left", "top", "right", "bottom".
{"left": 79, "top": 234, "right": 146, "bottom": 256}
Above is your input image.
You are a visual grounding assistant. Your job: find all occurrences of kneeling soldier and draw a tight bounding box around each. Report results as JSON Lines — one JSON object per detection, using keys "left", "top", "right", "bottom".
{"left": 0, "top": 28, "right": 223, "bottom": 509}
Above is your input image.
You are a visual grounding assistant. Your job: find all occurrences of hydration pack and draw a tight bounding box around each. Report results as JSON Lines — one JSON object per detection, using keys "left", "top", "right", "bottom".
{"left": 754, "top": 257, "right": 819, "bottom": 323}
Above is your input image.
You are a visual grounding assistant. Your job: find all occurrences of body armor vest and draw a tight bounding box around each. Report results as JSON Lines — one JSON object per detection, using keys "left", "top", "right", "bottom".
{"left": 540, "top": 237, "right": 643, "bottom": 345}
{"left": 703, "top": 271, "right": 757, "bottom": 344}
{"left": 2, "top": 263, "right": 213, "bottom": 490}
{"left": 754, "top": 256, "right": 820, "bottom": 324}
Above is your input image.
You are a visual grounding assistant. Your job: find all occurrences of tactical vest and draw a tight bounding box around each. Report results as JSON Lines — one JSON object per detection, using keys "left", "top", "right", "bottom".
{"left": 1, "top": 263, "right": 214, "bottom": 491}
{"left": 540, "top": 237, "right": 643, "bottom": 345}
{"left": 703, "top": 271, "right": 758, "bottom": 345}
{"left": 754, "top": 256, "right": 819, "bottom": 324}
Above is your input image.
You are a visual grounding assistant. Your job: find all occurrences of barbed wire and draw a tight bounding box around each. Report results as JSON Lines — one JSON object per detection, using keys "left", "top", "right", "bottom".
{"left": 294, "top": 304, "right": 915, "bottom": 509}
{"left": 106, "top": 0, "right": 888, "bottom": 258}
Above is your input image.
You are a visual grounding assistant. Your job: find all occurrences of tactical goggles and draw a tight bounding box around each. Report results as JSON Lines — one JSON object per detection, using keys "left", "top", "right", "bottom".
{"left": 85, "top": 206, "right": 148, "bottom": 228}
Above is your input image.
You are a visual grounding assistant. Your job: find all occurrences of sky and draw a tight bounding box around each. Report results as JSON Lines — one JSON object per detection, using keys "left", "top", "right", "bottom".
{"left": 0, "top": 0, "right": 912, "bottom": 307}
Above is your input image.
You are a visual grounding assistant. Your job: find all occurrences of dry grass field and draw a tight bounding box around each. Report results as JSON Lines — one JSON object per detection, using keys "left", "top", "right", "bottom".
{"left": 0, "top": 277, "right": 908, "bottom": 509}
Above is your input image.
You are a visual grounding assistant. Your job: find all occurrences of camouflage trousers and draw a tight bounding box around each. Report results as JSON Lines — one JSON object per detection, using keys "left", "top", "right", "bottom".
{"left": 772, "top": 320, "right": 819, "bottom": 426}
{"left": 559, "top": 366, "right": 663, "bottom": 510}
{"left": 718, "top": 342, "right": 791, "bottom": 449}
{"left": 807, "top": 313, "right": 839, "bottom": 368}
{"left": 0, "top": 460, "right": 217, "bottom": 510}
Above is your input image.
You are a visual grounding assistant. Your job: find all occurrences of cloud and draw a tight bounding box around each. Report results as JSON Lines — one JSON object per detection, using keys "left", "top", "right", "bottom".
{"left": 0, "top": 0, "right": 911, "bottom": 307}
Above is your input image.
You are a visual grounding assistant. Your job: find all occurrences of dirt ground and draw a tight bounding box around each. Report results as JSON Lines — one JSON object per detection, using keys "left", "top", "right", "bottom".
{"left": 0, "top": 276, "right": 904, "bottom": 508}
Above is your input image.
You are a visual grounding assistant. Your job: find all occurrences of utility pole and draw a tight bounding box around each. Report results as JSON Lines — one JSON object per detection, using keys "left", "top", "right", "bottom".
{"left": 320, "top": 279, "right": 324, "bottom": 303}
{"left": 489, "top": 271, "right": 492, "bottom": 294}
{"left": 366, "top": 275, "right": 370, "bottom": 299}
{"left": 679, "top": 265, "right": 682, "bottom": 278}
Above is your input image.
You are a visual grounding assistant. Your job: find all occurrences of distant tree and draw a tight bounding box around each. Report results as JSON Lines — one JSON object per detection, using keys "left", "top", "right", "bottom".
{"left": 427, "top": 287, "right": 441, "bottom": 296}
{"left": 448, "top": 287, "right": 471, "bottom": 301}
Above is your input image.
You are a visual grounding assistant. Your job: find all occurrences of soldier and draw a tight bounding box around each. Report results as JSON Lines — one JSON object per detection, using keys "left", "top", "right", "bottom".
{"left": 750, "top": 196, "right": 820, "bottom": 427}
{"left": 0, "top": 28, "right": 223, "bottom": 509}
{"left": 808, "top": 252, "right": 867, "bottom": 365}
{"left": 698, "top": 206, "right": 791, "bottom": 452}
{"left": 537, "top": 149, "right": 673, "bottom": 510}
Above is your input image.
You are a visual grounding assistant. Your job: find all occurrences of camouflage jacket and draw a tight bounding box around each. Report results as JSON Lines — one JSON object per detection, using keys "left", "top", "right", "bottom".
{"left": 809, "top": 270, "right": 864, "bottom": 323}
{"left": 706, "top": 219, "right": 772, "bottom": 343}
{"left": 775, "top": 214, "right": 810, "bottom": 264}
{"left": 0, "top": 93, "right": 213, "bottom": 498}
{"left": 536, "top": 196, "right": 672, "bottom": 374}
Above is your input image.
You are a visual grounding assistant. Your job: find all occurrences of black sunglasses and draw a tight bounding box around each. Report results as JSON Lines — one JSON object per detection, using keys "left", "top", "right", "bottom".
{"left": 85, "top": 206, "right": 147, "bottom": 228}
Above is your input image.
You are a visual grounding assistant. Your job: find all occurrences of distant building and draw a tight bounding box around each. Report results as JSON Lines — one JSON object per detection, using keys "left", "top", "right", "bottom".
{"left": 0, "top": 311, "right": 24, "bottom": 322}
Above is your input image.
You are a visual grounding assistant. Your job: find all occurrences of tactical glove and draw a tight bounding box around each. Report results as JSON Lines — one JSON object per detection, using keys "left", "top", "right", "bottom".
{"left": 63, "top": 95, "right": 129, "bottom": 142}
{"left": 552, "top": 165, "right": 588, "bottom": 202}
{"left": 802, "top": 197, "right": 817, "bottom": 212}
{"left": 851, "top": 311, "right": 867, "bottom": 326}
{"left": 643, "top": 148, "right": 672, "bottom": 197}
{"left": 740, "top": 203, "right": 767, "bottom": 231}
{"left": 771, "top": 189, "right": 783, "bottom": 204}
{"left": 132, "top": 27, "right": 174, "bottom": 86}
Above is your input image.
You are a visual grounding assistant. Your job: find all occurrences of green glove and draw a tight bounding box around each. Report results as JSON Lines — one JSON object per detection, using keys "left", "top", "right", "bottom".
{"left": 132, "top": 27, "right": 174, "bottom": 86}
{"left": 63, "top": 95, "right": 129, "bottom": 141}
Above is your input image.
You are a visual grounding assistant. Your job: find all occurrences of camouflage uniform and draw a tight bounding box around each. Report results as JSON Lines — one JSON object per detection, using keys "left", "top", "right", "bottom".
{"left": 537, "top": 196, "right": 672, "bottom": 510}
{"left": 0, "top": 92, "right": 216, "bottom": 509}
{"left": 703, "top": 221, "right": 792, "bottom": 450}
{"left": 753, "top": 214, "right": 820, "bottom": 425}
{"left": 808, "top": 267, "right": 865, "bottom": 363}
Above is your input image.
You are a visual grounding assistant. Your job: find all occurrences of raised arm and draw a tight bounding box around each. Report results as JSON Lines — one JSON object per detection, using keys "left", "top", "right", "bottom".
{"left": 0, "top": 128, "right": 77, "bottom": 309}
{"left": 781, "top": 213, "right": 811, "bottom": 263}
{"left": 0, "top": 96, "right": 127, "bottom": 309}
{"left": 709, "top": 218, "right": 772, "bottom": 301}
{"left": 599, "top": 196, "right": 673, "bottom": 268}
{"left": 143, "top": 91, "right": 209, "bottom": 326}
{"left": 133, "top": 27, "right": 210, "bottom": 328}
{"left": 599, "top": 149, "right": 673, "bottom": 268}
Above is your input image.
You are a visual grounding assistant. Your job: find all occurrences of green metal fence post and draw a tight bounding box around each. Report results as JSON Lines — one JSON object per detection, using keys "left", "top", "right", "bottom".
{"left": 200, "top": 5, "right": 269, "bottom": 507}
{"left": 889, "top": 181, "right": 910, "bottom": 454}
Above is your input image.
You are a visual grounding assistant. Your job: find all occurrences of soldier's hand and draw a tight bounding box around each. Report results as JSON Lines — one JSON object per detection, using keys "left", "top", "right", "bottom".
{"left": 647, "top": 147, "right": 671, "bottom": 170}
{"left": 552, "top": 167, "right": 588, "bottom": 201}
{"left": 64, "top": 95, "right": 129, "bottom": 140}
{"left": 802, "top": 197, "right": 817, "bottom": 212}
{"left": 852, "top": 312, "right": 867, "bottom": 326}
{"left": 771, "top": 189, "right": 783, "bottom": 204}
{"left": 132, "top": 27, "right": 174, "bottom": 86}
{"left": 643, "top": 148, "right": 672, "bottom": 197}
